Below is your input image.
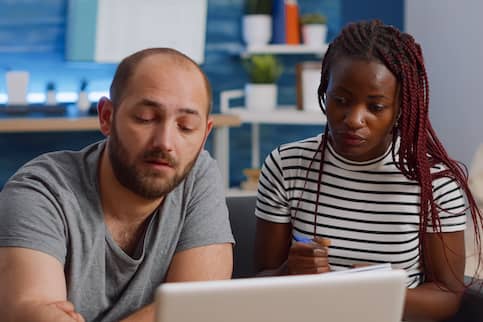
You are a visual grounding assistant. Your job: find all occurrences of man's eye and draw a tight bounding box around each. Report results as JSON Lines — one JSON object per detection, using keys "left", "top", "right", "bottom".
{"left": 178, "top": 124, "right": 194, "bottom": 132}
{"left": 135, "top": 116, "right": 153, "bottom": 124}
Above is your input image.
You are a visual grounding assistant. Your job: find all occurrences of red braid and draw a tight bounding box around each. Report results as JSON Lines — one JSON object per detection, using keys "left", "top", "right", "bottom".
{"left": 318, "top": 19, "right": 482, "bottom": 282}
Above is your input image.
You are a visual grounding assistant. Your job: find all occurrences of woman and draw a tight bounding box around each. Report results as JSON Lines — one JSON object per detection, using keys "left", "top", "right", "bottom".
{"left": 254, "top": 20, "right": 482, "bottom": 321}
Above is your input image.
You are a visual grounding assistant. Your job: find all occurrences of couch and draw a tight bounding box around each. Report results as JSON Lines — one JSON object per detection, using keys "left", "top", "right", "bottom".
{"left": 226, "top": 195, "right": 483, "bottom": 322}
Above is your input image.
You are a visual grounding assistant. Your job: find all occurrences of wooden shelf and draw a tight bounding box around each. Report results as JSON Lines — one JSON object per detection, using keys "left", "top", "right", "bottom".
{"left": 0, "top": 114, "right": 241, "bottom": 133}
{"left": 241, "top": 44, "right": 328, "bottom": 57}
{"left": 227, "top": 106, "right": 326, "bottom": 125}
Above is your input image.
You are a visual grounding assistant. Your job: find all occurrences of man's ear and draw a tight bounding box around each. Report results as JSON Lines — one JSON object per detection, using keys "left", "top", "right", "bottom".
{"left": 98, "top": 97, "right": 114, "bottom": 136}
{"left": 201, "top": 117, "right": 214, "bottom": 149}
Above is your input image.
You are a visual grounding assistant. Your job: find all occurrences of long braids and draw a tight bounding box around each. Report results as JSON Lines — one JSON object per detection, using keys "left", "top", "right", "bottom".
{"left": 318, "top": 20, "right": 481, "bottom": 278}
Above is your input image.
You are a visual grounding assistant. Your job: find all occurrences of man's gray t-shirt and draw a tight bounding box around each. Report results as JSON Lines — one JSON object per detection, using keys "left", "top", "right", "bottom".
{"left": 0, "top": 141, "right": 234, "bottom": 322}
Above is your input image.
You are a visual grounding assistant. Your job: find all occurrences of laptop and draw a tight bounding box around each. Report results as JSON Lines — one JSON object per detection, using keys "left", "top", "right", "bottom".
{"left": 155, "top": 268, "right": 407, "bottom": 322}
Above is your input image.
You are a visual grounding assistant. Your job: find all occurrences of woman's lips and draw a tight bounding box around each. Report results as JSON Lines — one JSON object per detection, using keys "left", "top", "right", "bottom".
{"left": 338, "top": 133, "right": 366, "bottom": 146}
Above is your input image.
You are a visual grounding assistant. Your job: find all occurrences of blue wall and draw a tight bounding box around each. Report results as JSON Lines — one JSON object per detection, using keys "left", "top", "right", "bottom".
{"left": 0, "top": 0, "right": 403, "bottom": 188}
{"left": 341, "top": 0, "right": 404, "bottom": 30}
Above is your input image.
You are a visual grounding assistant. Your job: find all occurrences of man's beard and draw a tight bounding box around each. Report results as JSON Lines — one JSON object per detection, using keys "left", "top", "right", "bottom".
{"left": 108, "top": 124, "right": 200, "bottom": 200}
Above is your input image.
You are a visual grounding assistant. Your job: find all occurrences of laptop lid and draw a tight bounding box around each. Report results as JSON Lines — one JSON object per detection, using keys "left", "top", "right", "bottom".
{"left": 155, "top": 269, "right": 407, "bottom": 322}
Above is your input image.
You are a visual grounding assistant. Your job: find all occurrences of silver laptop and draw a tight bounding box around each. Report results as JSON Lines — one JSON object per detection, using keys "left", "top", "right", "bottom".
{"left": 155, "top": 268, "right": 407, "bottom": 322}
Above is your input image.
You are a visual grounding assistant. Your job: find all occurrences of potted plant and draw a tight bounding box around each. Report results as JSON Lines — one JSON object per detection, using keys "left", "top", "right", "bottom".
{"left": 242, "top": 0, "right": 273, "bottom": 46}
{"left": 300, "top": 13, "right": 328, "bottom": 47}
{"left": 46, "top": 81, "right": 57, "bottom": 105}
{"left": 77, "top": 79, "right": 90, "bottom": 113}
{"left": 243, "top": 54, "right": 283, "bottom": 111}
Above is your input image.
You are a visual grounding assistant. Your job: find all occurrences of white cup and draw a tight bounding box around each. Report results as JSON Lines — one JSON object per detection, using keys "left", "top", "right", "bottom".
{"left": 6, "top": 71, "right": 30, "bottom": 105}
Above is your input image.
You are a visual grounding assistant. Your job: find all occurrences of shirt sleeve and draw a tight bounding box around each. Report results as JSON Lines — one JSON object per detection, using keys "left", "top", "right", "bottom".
{"left": 255, "top": 146, "right": 291, "bottom": 224}
{"left": 428, "top": 176, "right": 467, "bottom": 233}
{"left": 175, "top": 151, "right": 234, "bottom": 252}
{"left": 0, "top": 174, "right": 67, "bottom": 264}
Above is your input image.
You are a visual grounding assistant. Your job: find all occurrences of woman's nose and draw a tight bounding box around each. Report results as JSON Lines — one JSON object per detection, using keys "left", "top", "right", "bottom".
{"left": 343, "top": 107, "right": 365, "bottom": 130}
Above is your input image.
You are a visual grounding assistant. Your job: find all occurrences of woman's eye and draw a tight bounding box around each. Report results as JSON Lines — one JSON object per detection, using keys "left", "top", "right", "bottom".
{"left": 369, "top": 104, "right": 385, "bottom": 112}
{"left": 333, "top": 96, "right": 348, "bottom": 105}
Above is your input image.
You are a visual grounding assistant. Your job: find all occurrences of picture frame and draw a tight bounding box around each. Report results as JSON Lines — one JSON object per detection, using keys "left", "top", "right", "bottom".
{"left": 295, "top": 61, "right": 322, "bottom": 111}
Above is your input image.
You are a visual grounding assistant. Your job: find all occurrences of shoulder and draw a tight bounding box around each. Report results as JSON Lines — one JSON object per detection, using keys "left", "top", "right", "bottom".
{"left": 4, "top": 141, "right": 104, "bottom": 195}
{"left": 178, "top": 150, "right": 224, "bottom": 198}
{"left": 265, "top": 134, "right": 322, "bottom": 165}
{"left": 187, "top": 150, "right": 219, "bottom": 179}
{"left": 428, "top": 163, "right": 466, "bottom": 200}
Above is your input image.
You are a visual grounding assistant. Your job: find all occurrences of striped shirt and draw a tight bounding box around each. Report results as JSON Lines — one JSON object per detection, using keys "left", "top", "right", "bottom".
{"left": 255, "top": 134, "right": 467, "bottom": 288}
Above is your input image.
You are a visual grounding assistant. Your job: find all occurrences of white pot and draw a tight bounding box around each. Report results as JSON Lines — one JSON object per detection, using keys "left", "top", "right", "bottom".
{"left": 242, "top": 15, "right": 272, "bottom": 46}
{"left": 302, "top": 24, "right": 328, "bottom": 47}
{"left": 77, "top": 91, "right": 91, "bottom": 113}
{"left": 245, "top": 83, "right": 277, "bottom": 111}
{"left": 6, "top": 71, "right": 29, "bottom": 105}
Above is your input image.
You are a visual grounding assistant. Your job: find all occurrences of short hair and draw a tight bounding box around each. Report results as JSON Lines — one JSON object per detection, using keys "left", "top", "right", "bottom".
{"left": 109, "top": 47, "right": 213, "bottom": 114}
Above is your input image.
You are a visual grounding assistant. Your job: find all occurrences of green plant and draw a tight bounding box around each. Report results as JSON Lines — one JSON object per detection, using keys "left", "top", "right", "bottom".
{"left": 80, "top": 79, "right": 88, "bottom": 91}
{"left": 46, "top": 81, "right": 56, "bottom": 91}
{"left": 244, "top": 0, "right": 272, "bottom": 15}
{"left": 243, "top": 54, "right": 283, "bottom": 84}
{"left": 300, "top": 13, "right": 327, "bottom": 25}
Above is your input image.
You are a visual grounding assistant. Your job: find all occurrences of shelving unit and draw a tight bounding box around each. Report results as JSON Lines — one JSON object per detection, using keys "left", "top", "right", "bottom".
{"left": 241, "top": 44, "right": 328, "bottom": 57}
{"left": 0, "top": 114, "right": 241, "bottom": 133}
{"left": 215, "top": 90, "right": 326, "bottom": 188}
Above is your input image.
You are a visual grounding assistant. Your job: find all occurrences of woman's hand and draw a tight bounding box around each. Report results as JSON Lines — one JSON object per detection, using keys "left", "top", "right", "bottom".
{"left": 287, "top": 237, "right": 331, "bottom": 275}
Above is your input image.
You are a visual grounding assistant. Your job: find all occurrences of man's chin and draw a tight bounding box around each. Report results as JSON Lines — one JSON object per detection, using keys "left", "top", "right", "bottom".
{"left": 131, "top": 177, "right": 178, "bottom": 200}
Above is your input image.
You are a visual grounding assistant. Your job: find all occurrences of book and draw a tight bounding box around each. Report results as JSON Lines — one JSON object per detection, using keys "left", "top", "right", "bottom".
{"left": 285, "top": 0, "right": 300, "bottom": 44}
{"left": 327, "top": 263, "right": 393, "bottom": 277}
{"left": 272, "top": 0, "right": 286, "bottom": 44}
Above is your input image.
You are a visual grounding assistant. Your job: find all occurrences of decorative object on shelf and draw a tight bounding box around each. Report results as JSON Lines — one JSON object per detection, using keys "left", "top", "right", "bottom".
{"left": 77, "top": 79, "right": 91, "bottom": 113}
{"left": 241, "top": 44, "right": 327, "bottom": 57}
{"left": 242, "top": 0, "right": 273, "bottom": 46}
{"left": 295, "top": 61, "right": 322, "bottom": 112}
{"left": 5, "top": 70, "right": 29, "bottom": 105}
{"left": 242, "top": 54, "right": 283, "bottom": 111}
{"left": 285, "top": 0, "right": 300, "bottom": 44}
{"left": 46, "top": 82, "right": 57, "bottom": 106}
{"left": 272, "top": 0, "right": 300, "bottom": 45}
{"left": 300, "top": 13, "right": 328, "bottom": 47}
{"left": 241, "top": 168, "right": 261, "bottom": 190}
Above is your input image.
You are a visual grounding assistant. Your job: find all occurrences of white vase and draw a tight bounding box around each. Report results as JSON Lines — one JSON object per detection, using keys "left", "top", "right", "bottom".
{"left": 46, "top": 90, "right": 57, "bottom": 105}
{"left": 245, "top": 83, "right": 277, "bottom": 111}
{"left": 77, "top": 91, "right": 91, "bottom": 113}
{"left": 242, "top": 15, "right": 272, "bottom": 46}
{"left": 6, "top": 71, "right": 29, "bottom": 105}
{"left": 302, "top": 24, "right": 328, "bottom": 47}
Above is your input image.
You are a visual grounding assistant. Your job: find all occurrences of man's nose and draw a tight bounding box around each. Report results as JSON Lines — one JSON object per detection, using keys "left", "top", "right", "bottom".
{"left": 152, "top": 123, "right": 175, "bottom": 151}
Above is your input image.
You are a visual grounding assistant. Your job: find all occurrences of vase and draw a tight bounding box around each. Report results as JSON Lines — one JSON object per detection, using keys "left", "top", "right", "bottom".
{"left": 245, "top": 83, "right": 277, "bottom": 111}
{"left": 302, "top": 24, "right": 328, "bottom": 47}
{"left": 242, "top": 15, "right": 272, "bottom": 46}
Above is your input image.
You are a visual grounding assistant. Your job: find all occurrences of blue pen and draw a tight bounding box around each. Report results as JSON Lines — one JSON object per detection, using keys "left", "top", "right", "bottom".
{"left": 293, "top": 235, "right": 313, "bottom": 244}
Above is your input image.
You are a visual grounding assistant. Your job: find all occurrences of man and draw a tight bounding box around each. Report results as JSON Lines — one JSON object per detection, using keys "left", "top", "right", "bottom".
{"left": 0, "top": 48, "right": 234, "bottom": 322}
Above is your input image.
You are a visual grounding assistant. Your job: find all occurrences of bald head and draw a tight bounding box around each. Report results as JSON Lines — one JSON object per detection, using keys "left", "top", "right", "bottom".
{"left": 109, "top": 48, "right": 212, "bottom": 114}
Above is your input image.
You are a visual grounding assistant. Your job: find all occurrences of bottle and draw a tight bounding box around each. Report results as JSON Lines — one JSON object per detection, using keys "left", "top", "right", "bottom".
{"left": 46, "top": 81, "right": 56, "bottom": 106}
{"left": 77, "top": 79, "right": 90, "bottom": 113}
{"left": 285, "top": 0, "right": 300, "bottom": 44}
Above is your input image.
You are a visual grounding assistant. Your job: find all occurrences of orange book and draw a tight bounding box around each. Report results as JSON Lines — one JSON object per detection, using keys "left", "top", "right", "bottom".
{"left": 285, "top": 0, "right": 300, "bottom": 44}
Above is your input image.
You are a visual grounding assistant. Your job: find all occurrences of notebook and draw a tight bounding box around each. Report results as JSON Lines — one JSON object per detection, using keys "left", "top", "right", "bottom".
{"left": 155, "top": 267, "right": 407, "bottom": 322}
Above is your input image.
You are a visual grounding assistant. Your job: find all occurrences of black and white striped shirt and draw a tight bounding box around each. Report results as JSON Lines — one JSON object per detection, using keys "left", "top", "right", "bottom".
{"left": 255, "top": 134, "right": 467, "bottom": 288}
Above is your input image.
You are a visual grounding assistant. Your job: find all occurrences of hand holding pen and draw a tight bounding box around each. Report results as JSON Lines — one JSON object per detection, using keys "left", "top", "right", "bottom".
{"left": 287, "top": 234, "right": 331, "bottom": 275}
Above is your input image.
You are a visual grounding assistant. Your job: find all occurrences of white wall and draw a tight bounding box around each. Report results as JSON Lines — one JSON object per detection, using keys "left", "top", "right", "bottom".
{"left": 405, "top": 0, "right": 483, "bottom": 166}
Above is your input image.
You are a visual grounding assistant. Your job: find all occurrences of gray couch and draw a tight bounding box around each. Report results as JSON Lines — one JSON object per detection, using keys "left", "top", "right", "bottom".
{"left": 226, "top": 195, "right": 483, "bottom": 322}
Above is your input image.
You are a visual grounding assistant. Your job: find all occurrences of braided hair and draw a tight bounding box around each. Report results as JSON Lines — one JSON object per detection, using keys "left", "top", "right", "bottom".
{"left": 317, "top": 20, "right": 481, "bottom": 278}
